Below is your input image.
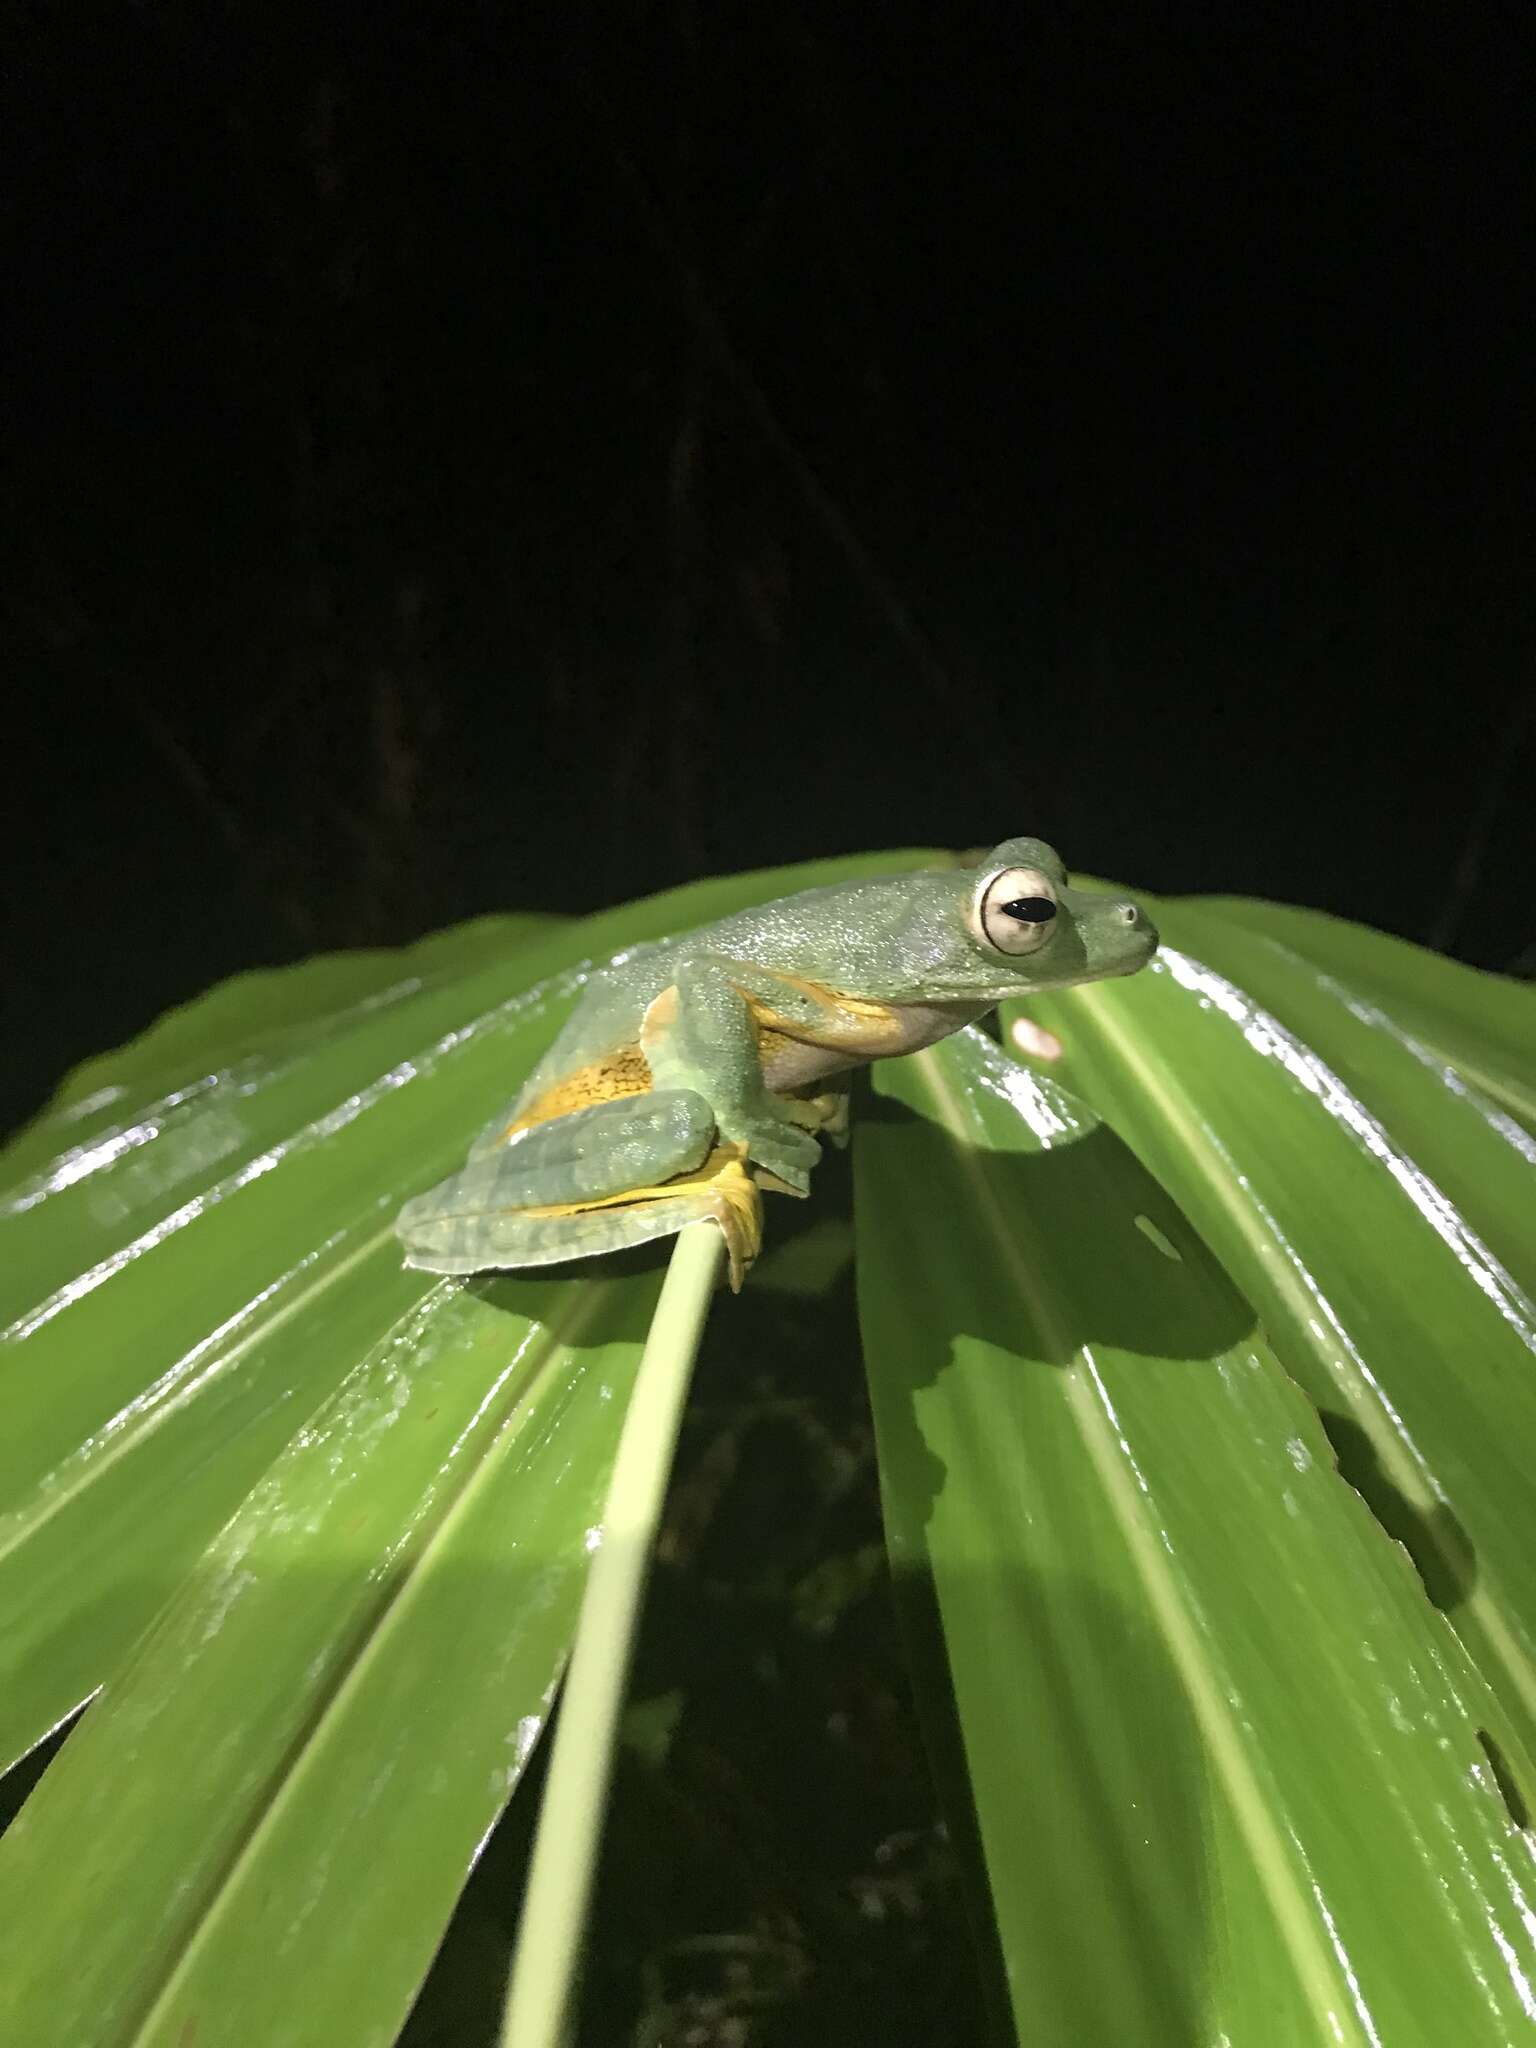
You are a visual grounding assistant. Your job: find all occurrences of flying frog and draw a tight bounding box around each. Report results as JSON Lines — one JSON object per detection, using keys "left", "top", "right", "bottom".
{"left": 396, "top": 838, "right": 1157, "bottom": 1289}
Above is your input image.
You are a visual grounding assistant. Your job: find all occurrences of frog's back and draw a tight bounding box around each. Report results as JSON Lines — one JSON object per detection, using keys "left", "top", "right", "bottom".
{"left": 478, "top": 870, "right": 917, "bottom": 1153}
{"left": 472, "top": 947, "right": 680, "bottom": 1153}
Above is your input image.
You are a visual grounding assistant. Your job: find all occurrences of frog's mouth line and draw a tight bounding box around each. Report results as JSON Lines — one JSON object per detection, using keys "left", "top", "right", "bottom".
{"left": 908, "top": 949, "right": 1160, "bottom": 1006}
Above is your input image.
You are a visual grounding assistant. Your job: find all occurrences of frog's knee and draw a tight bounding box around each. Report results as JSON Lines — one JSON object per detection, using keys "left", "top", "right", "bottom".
{"left": 577, "top": 1089, "right": 718, "bottom": 1202}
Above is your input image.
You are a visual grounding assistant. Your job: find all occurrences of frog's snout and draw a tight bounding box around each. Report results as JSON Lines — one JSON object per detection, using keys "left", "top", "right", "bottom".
{"left": 1106, "top": 897, "right": 1159, "bottom": 966}
{"left": 1133, "top": 904, "right": 1160, "bottom": 954}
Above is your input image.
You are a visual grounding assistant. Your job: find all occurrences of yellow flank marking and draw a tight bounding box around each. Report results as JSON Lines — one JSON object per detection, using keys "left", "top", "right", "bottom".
{"left": 500, "top": 1043, "right": 652, "bottom": 1139}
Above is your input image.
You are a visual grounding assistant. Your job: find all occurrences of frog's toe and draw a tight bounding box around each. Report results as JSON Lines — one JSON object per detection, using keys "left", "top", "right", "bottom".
{"left": 727, "top": 1120, "right": 817, "bottom": 1196}
{"left": 720, "top": 1114, "right": 819, "bottom": 1196}
{"left": 632, "top": 1145, "right": 763, "bottom": 1290}
{"left": 696, "top": 1151, "right": 764, "bottom": 1290}
{"left": 784, "top": 1086, "right": 851, "bottom": 1150}
{"left": 1009, "top": 1015, "right": 1064, "bottom": 1063}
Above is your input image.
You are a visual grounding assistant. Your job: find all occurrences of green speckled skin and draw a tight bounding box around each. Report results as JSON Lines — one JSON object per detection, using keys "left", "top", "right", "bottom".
{"left": 396, "top": 838, "right": 1157, "bottom": 1280}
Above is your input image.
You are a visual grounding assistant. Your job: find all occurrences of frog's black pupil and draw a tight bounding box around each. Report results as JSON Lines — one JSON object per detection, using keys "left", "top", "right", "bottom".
{"left": 1003, "top": 897, "right": 1055, "bottom": 924}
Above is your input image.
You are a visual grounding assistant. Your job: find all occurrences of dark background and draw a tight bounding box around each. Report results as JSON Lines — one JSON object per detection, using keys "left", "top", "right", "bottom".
{"left": 4, "top": 9, "right": 1534, "bottom": 2039}
{"left": 5, "top": 5, "right": 1535, "bottom": 1141}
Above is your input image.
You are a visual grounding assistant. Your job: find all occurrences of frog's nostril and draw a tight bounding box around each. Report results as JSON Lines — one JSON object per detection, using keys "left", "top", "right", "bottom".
{"left": 1119, "top": 904, "right": 1139, "bottom": 925}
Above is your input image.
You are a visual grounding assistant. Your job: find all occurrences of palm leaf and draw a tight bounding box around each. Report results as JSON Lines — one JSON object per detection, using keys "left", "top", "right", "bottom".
{"left": 1022, "top": 896, "right": 1536, "bottom": 1757}
{"left": 0, "top": 853, "right": 923, "bottom": 2047}
{"left": 857, "top": 1023, "right": 1536, "bottom": 2043}
{"left": 3, "top": 864, "right": 1532, "bottom": 2046}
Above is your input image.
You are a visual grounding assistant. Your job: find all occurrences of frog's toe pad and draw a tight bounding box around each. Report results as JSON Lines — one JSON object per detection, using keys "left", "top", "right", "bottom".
{"left": 1009, "top": 1015, "right": 1064, "bottom": 1062}
{"left": 647, "top": 1146, "right": 763, "bottom": 1290}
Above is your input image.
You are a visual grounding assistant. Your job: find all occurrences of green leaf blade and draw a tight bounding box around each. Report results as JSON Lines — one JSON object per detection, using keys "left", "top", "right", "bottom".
{"left": 1021, "top": 914, "right": 1536, "bottom": 1760}
{"left": 856, "top": 1027, "right": 1536, "bottom": 2047}
{"left": 0, "top": 1272, "right": 654, "bottom": 2048}
{"left": 0, "top": 851, "right": 930, "bottom": 1779}
{"left": 0, "top": 849, "right": 935, "bottom": 2044}
{"left": 1185, "top": 896, "right": 1536, "bottom": 1130}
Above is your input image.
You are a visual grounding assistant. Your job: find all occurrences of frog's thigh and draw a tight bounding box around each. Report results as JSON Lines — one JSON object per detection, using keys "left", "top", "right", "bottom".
{"left": 397, "top": 1091, "right": 715, "bottom": 1252}
{"left": 507, "top": 1090, "right": 718, "bottom": 1205}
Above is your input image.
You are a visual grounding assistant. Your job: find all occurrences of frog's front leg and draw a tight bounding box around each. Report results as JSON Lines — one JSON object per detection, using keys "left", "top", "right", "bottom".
{"left": 640, "top": 955, "right": 824, "bottom": 1195}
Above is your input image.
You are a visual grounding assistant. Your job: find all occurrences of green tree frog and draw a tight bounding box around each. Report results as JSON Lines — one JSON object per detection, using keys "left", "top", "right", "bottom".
{"left": 396, "top": 838, "right": 1157, "bottom": 1289}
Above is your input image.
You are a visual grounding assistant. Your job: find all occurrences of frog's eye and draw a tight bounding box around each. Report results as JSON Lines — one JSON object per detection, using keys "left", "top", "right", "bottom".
{"left": 971, "top": 866, "right": 1059, "bottom": 957}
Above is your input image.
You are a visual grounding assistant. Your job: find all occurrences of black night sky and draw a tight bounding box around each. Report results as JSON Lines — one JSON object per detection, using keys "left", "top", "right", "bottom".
{"left": 5, "top": 4, "right": 1534, "bottom": 1140}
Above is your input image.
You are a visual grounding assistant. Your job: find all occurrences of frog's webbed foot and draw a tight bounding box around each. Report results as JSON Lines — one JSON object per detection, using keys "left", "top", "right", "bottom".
{"left": 401, "top": 1143, "right": 765, "bottom": 1292}
{"left": 719, "top": 1111, "right": 820, "bottom": 1197}
{"left": 639, "top": 1143, "right": 764, "bottom": 1291}
{"left": 540, "top": 1141, "right": 765, "bottom": 1291}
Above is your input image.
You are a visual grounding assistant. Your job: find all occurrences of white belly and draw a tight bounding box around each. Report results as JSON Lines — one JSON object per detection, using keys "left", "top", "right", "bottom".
{"left": 760, "top": 998, "right": 986, "bottom": 1093}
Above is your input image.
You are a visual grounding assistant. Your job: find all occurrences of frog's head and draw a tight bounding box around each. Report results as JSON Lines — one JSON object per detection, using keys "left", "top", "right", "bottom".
{"left": 935, "top": 836, "right": 1158, "bottom": 1000}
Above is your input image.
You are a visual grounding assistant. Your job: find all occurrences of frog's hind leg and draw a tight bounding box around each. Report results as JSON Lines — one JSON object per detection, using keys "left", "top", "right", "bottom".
{"left": 397, "top": 1091, "right": 764, "bottom": 1288}
{"left": 482, "top": 1146, "right": 764, "bottom": 1291}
